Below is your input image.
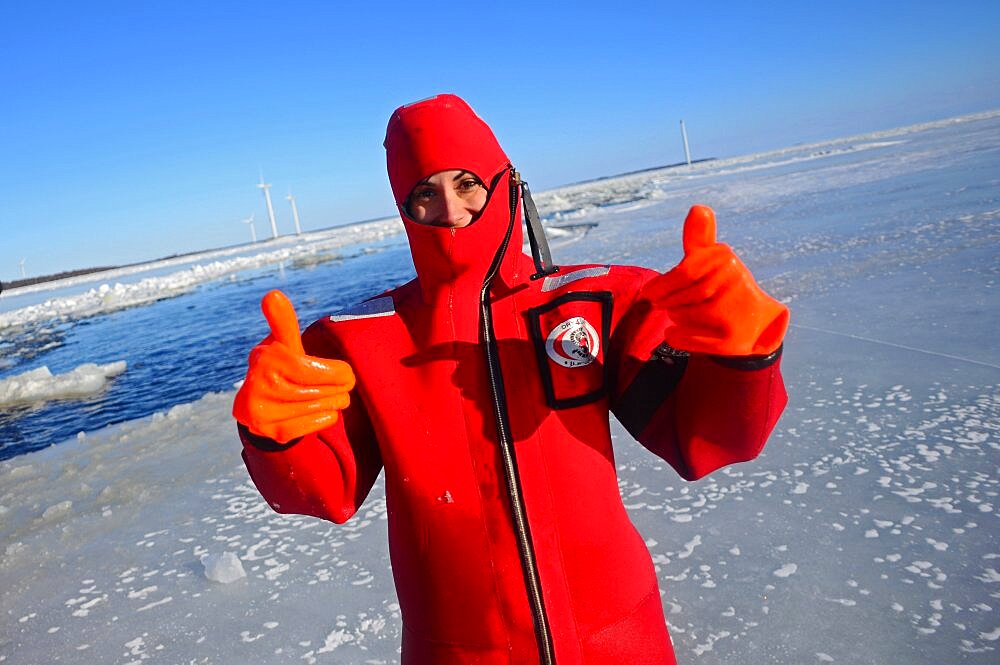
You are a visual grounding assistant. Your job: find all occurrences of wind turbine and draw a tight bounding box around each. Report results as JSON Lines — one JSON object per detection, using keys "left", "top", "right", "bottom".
{"left": 679, "top": 120, "right": 692, "bottom": 166}
{"left": 18, "top": 258, "right": 26, "bottom": 279}
{"left": 243, "top": 214, "right": 257, "bottom": 243}
{"left": 286, "top": 192, "right": 302, "bottom": 235}
{"left": 257, "top": 171, "right": 279, "bottom": 239}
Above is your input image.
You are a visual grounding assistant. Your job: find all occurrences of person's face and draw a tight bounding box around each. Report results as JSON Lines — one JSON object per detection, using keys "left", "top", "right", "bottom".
{"left": 406, "top": 170, "right": 487, "bottom": 228}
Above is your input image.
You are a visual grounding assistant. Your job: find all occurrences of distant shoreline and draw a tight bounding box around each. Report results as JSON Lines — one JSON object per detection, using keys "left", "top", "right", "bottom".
{"left": 1, "top": 265, "right": 123, "bottom": 292}
{"left": 0, "top": 216, "right": 394, "bottom": 294}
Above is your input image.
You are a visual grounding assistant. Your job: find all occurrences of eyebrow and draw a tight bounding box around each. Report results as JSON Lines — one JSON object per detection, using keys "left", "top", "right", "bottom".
{"left": 413, "top": 170, "right": 476, "bottom": 188}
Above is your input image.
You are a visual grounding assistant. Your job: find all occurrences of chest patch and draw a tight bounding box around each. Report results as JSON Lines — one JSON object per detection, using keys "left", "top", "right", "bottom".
{"left": 545, "top": 317, "right": 601, "bottom": 368}
{"left": 527, "top": 291, "right": 612, "bottom": 410}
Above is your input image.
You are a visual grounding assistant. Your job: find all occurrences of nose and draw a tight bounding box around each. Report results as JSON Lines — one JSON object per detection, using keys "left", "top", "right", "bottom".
{"left": 439, "top": 189, "right": 472, "bottom": 227}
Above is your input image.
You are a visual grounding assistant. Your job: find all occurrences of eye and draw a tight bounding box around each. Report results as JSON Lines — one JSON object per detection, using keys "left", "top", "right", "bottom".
{"left": 411, "top": 187, "right": 435, "bottom": 201}
{"left": 457, "top": 177, "right": 483, "bottom": 193}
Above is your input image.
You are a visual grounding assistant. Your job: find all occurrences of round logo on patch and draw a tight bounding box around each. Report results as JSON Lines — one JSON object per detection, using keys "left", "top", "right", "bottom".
{"left": 545, "top": 317, "right": 600, "bottom": 368}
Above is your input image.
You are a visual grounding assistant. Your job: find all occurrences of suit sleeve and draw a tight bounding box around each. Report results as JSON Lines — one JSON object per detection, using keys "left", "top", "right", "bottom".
{"left": 238, "top": 321, "right": 383, "bottom": 524}
{"left": 608, "top": 266, "right": 787, "bottom": 481}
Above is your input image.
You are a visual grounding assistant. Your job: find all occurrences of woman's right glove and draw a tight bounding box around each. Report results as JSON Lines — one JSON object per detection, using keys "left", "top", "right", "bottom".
{"left": 232, "top": 290, "right": 356, "bottom": 444}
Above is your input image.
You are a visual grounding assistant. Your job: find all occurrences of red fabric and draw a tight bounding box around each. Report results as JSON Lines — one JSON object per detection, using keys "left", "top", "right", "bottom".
{"left": 384, "top": 93, "right": 509, "bottom": 207}
{"left": 240, "top": 95, "right": 787, "bottom": 664}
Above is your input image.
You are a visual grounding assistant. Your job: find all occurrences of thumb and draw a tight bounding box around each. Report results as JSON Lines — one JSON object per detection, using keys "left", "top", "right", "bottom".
{"left": 682, "top": 205, "right": 717, "bottom": 256}
{"left": 261, "top": 290, "right": 305, "bottom": 355}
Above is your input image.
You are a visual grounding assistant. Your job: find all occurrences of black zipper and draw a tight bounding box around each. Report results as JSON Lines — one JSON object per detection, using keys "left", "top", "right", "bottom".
{"left": 479, "top": 167, "right": 555, "bottom": 665}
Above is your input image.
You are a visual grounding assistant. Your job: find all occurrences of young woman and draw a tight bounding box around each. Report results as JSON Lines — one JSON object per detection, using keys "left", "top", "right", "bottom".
{"left": 233, "top": 94, "right": 788, "bottom": 664}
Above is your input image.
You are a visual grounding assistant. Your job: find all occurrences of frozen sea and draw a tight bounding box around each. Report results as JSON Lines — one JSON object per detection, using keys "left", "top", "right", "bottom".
{"left": 1, "top": 111, "right": 998, "bottom": 664}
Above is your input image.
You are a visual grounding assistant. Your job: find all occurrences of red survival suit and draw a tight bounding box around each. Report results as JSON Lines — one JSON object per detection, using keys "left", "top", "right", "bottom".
{"left": 240, "top": 95, "right": 787, "bottom": 664}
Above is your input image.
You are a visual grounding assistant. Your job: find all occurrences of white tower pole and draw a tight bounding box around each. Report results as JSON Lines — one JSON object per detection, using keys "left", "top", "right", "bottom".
{"left": 18, "top": 258, "right": 26, "bottom": 279}
{"left": 286, "top": 193, "right": 302, "bottom": 235}
{"left": 243, "top": 214, "right": 257, "bottom": 243}
{"left": 257, "top": 173, "right": 279, "bottom": 239}
{"left": 680, "top": 120, "right": 692, "bottom": 166}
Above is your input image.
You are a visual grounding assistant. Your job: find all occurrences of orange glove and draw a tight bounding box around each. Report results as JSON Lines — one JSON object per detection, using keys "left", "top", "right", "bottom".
{"left": 232, "top": 290, "right": 356, "bottom": 443}
{"left": 641, "top": 205, "right": 789, "bottom": 356}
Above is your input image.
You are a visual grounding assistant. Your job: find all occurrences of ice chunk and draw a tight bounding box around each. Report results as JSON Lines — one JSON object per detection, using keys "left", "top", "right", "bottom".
{"left": 0, "top": 361, "right": 126, "bottom": 407}
{"left": 41, "top": 500, "right": 73, "bottom": 522}
{"left": 773, "top": 563, "right": 798, "bottom": 578}
{"left": 201, "top": 552, "right": 246, "bottom": 584}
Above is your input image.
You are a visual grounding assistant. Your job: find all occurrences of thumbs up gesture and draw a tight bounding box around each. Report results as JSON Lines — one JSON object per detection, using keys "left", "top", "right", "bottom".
{"left": 641, "top": 205, "right": 789, "bottom": 357}
{"left": 232, "top": 290, "right": 356, "bottom": 443}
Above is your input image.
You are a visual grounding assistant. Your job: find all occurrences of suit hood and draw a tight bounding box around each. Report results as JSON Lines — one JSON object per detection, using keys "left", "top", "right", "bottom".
{"left": 384, "top": 94, "right": 526, "bottom": 301}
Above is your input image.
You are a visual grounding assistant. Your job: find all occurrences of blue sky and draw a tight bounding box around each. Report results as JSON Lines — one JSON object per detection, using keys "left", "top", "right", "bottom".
{"left": 2, "top": 1, "right": 998, "bottom": 281}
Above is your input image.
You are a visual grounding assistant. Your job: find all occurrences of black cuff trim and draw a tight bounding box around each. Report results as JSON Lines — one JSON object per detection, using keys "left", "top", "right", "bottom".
{"left": 709, "top": 344, "right": 783, "bottom": 371}
{"left": 238, "top": 423, "right": 302, "bottom": 452}
{"left": 613, "top": 343, "right": 688, "bottom": 439}
{"left": 655, "top": 344, "right": 690, "bottom": 360}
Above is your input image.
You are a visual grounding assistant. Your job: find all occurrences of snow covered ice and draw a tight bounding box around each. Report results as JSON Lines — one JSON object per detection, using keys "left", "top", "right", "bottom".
{"left": 1, "top": 111, "right": 998, "bottom": 663}
{"left": 0, "top": 217, "right": 401, "bottom": 328}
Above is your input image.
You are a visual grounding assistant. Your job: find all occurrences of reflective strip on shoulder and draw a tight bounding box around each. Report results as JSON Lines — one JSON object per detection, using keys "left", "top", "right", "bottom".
{"left": 328, "top": 296, "right": 396, "bottom": 322}
{"left": 540, "top": 266, "right": 611, "bottom": 292}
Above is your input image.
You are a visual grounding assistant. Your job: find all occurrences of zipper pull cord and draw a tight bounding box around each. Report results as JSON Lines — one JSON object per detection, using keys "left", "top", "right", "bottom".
{"left": 514, "top": 171, "right": 559, "bottom": 280}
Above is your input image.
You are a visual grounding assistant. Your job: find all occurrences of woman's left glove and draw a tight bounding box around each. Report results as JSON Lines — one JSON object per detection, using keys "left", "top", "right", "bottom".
{"left": 232, "top": 290, "right": 356, "bottom": 443}
{"left": 641, "top": 205, "right": 789, "bottom": 357}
